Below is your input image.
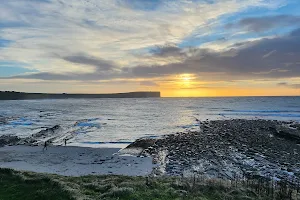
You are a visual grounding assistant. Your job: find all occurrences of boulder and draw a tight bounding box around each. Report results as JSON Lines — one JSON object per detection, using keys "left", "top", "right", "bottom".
{"left": 274, "top": 126, "right": 300, "bottom": 142}
{"left": 32, "top": 125, "right": 61, "bottom": 138}
{"left": 0, "top": 135, "right": 21, "bottom": 147}
{"left": 125, "top": 138, "right": 157, "bottom": 150}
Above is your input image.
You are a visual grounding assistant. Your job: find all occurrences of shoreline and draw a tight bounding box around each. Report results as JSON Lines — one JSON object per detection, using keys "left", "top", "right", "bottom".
{"left": 0, "top": 145, "right": 154, "bottom": 176}
{"left": 1, "top": 119, "right": 300, "bottom": 183}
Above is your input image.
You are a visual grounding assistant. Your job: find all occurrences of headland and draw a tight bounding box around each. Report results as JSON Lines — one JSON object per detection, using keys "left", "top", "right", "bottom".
{"left": 0, "top": 91, "right": 161, "bottom": 100}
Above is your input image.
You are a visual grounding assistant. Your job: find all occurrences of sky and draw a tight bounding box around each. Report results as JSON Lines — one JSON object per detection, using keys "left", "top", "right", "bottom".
{"left": 0, "top": 0, "right": 300, "bottom": 97}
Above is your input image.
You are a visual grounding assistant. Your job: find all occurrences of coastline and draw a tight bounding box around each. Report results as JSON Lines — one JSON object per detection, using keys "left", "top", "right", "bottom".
{"left": 1, "top": 119, "right": 300, "bottom": 183}
{"left": 0, "top": 91, "right": 161, "bottom": 100}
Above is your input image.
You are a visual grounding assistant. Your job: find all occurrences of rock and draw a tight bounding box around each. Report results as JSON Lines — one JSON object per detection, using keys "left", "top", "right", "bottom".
{"left": 177, "top": 190, "right": 188, "bottom": 196}
{"left": 0, "top": 135, "right": 21, "bottom": 147}
{"left": 274, "top": 126, "right": 300, "bottom": 142}
{"left": 130, "top": 119, "right": 300, "bottom": 183}
{"left": 0, "top": 117, "right": 7, "bottom": 125}
{"left": 125, "top": 138, "right": 157, "bottom": 150}
{"left": 32, "top": 125, "right": 61, "bottom": 138}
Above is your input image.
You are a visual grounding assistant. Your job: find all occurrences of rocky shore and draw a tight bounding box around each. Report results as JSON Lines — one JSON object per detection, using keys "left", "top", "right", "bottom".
{"left": 2, "top": 119, "right": 300, "bottom": 183}
{"left": 0, "top": 125, "right": 74, "bottom": 147}
{"left": 127, "top": 119, "right": 300, "bottom": 183}
{"left": 0, "top": 125, "right": 60, "bottom": 147}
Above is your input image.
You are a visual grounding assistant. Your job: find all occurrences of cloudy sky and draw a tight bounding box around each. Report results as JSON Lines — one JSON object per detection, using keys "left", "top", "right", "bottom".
{"left": 0, "top": 0, "right": 300, "bottom": 97}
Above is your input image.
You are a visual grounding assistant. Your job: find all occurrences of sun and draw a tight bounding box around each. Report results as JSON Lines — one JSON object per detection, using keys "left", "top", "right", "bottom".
{"left": 180, "top": 74, "right": 192, "bottom": 82}
{"left": 177, "top": 74, "right": 194, "bottom": 88}
{"left": 182, "top": 76, "right": 191, "bottom": 81}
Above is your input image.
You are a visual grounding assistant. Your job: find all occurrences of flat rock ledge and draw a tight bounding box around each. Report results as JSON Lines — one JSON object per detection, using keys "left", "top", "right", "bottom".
{"left": 126, "top": 119, "right": 300, "bottom": 184}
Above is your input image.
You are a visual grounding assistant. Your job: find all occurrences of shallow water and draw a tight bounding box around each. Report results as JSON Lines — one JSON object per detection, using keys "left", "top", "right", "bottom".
{"left": 0, "top": 97, "right": 299, "bottom": 147}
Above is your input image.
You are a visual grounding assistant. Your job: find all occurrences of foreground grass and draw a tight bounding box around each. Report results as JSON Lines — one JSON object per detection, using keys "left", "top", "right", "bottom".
{"left": 0, "top": 168, "right": 74, "bottom": 200}
{"left": 0, "top": 168, "right": 298, "bottom": 200}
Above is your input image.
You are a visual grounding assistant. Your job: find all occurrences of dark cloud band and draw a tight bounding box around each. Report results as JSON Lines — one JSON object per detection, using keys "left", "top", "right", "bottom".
{"left": 3, "top": 27, "right": 300, "bottom": 82}
{"left": 226, "top": 15, "right": 300, "bottom": 32}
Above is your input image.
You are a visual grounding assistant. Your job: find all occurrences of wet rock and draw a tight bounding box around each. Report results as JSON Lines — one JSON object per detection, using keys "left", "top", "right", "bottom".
{"left": 126, "top": 138, "right": 157, "bottom": 150}
{"left": 32, "top": 125, "right": 61, "bottom": 138}
{"left": 0, "top": 117, "right": 7, "bottom": 125}
{"left": 0, "top": 135, "right": 21, "bottom": 147}
{"left": 274, "top": 126, "right": 300, "bottom": 142}
{"left": 17, "top": 138, "right": 37, "bottom": 145}
{"left": 135, "top": 119, "right": 300, "bottom": 183}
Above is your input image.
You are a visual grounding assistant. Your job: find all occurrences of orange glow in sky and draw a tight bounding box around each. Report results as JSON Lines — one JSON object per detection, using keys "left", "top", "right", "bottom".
{"left": 160, "top": 87, "right": 300, "bottom": 97}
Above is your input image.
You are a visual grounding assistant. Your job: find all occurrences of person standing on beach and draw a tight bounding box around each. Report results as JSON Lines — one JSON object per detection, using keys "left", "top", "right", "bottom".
{"left": 64, "top": 138, "right": 67, "bottom": 146}
{"left": 193, "top": 116, "right": 201, "bottom": 132}
{"left": 43, "top": 141, "right": 48, "bottom": 151}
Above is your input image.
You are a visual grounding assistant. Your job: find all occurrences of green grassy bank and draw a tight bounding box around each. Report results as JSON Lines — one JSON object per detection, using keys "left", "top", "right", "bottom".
{"left": 0, "top": 168, "right": 297, "bottom": 200}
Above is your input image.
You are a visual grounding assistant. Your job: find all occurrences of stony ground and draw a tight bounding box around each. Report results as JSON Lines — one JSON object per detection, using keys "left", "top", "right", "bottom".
{"left": 131, "top": 119, "right": 300, "bottom": 183}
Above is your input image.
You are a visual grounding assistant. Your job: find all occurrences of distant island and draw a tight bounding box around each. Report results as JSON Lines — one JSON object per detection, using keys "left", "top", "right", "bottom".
{"left": 0, "top": 91, "right": 161, "bottom": 100}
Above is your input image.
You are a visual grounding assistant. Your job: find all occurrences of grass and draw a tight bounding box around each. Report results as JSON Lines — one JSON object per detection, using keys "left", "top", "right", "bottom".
{"left": 1, "top": 168, "right": 299, "bottom": 200}
{"left": 0, "top": 168, "right": 74, "bottom": 200}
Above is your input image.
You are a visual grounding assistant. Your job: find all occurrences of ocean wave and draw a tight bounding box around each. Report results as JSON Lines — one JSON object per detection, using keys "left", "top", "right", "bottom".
{"left": 75, "top": 118, "right": 101, "bottom": 128}
{"left": 218, "top": 113, "right": 300, "bottom": 118}
{"left": 86, "top": 118, "right": 101, "bottom": 121}
{"left": 8, "top": 118, "right": 35, "bottom": 126}
{"left": 76, "top": 122, "right": 101, "bottom": 128}
{"left": 223, "top": 109, "right": 300, "bottom": 113}
{"left": 143, "top": 134, "right": 159, "bottom": 138}
{"left": 81, "top": 141, "right": 132, "bottom": 144}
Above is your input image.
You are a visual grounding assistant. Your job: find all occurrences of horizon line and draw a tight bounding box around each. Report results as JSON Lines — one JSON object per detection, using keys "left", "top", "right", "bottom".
{"left": 0, "top": 91, "right": 299, "bottom": 98}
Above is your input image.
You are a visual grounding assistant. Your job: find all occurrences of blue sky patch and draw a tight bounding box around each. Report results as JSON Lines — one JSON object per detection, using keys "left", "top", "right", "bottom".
{"left": 0, "top": 39, "right": 12, "bottom": 47}
{"left": 0, "top": 61, "right": 37, "bottom": 77}
{"left": 0, "top": 22, "right": 28, "bottom": 29}
{"left": 118, "top": 0, "right": 164, "bottom": 11}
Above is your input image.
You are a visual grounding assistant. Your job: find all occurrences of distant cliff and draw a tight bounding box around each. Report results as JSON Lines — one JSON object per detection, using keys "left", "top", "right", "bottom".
{"left": 0, "top": 91, "right": 161, "bottom": 100}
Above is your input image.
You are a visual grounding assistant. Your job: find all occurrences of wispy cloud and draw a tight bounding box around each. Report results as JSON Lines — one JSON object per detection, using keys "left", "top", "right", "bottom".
{"left": 139, "top": 81, "right": 158, "bottom": 87}
{"left": 0, "top": 0, "right": 279, "bottom": 73}
{"left": 4, "top": 26, "right": 300, "bottom": 82}
{"left": 62, "top": 54, "right": 118, "bottom": 72}
{"left": 278, "top": 82, "right": 300, "bottom": 89}
{"left": 226, "top": 15, "right": 300, "bottom": 32}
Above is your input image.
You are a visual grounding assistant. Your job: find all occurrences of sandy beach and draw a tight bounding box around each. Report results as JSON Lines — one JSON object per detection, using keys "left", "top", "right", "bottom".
{"left": 0, "top": 145, "right": 154, "bottom": 176}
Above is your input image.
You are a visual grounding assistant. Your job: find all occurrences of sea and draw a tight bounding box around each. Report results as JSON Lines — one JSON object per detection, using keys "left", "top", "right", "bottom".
{"left": 0, "top": 97, "right": 300, "bottom": 148}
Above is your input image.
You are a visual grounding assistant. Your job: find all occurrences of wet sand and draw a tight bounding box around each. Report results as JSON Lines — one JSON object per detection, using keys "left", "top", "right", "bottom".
{"left": 0, "top": 146, "right": 154, "bottom": 176}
